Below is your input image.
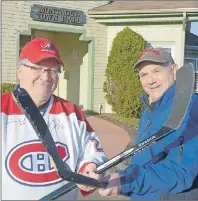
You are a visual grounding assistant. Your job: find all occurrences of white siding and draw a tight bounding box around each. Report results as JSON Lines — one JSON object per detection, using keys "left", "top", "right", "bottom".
{"left": 86, "top": 17, "right": 108, "bottom": 112}
{"left": 107, "top": 25, "right": 183, "bottom": 66}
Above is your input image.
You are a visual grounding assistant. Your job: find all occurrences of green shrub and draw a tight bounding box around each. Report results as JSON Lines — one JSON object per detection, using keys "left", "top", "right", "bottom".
{"left": 1, "top": 83, "right": 16, "bottom": 94}
{"left": 103, "top": 27, "right": 146, "bottom": 118}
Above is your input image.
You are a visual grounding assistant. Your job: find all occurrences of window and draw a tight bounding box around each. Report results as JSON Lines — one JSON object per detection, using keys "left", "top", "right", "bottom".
{"left": 184, "top": 58, "right": 198, "bottom": 71}
{"left": 19, "top": 35, "right": 31, "bottom": 55}
{"left": 146, "top": 44, "right": 174, "bottom": 58}
{"left": 185, "top": 58, "right": 198, "bottom": 93}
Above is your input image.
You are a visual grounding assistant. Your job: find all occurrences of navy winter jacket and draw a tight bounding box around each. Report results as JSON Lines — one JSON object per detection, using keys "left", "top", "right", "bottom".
{"left": 118, "top": 84, "right": 198, "bottom": 200}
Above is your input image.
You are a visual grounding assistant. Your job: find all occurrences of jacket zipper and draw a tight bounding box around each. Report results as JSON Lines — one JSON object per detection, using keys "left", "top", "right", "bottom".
{"left": 177, "top": 136, "right": 184, "bottom": 161}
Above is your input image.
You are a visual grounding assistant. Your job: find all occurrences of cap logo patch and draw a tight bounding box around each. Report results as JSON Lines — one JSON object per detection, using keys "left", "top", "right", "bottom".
{"left": 41, "top": 42, "right": 55, "bottom": 53}
{"left": 139, "top": 48, "right": 161, "bottom": 59}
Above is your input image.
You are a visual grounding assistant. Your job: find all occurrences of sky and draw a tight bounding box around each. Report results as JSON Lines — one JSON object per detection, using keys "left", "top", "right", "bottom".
{"left": 191, "top": 22, "right": 198, "bottom": 36}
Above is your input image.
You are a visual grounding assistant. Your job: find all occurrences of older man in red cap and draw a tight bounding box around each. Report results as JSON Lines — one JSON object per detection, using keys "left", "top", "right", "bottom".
{"left": 1, "top": 38, "right": 107, "bottom": 200}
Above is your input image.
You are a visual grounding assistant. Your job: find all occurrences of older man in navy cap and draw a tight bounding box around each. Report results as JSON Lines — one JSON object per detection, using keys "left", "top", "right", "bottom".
{"left": 99, "top": 48, "right": 198, "bottom": 200}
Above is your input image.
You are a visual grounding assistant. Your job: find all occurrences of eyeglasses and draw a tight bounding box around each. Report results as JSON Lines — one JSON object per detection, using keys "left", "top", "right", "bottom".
{"left": 23, "top": 64, "right": 61, "bottom": 77}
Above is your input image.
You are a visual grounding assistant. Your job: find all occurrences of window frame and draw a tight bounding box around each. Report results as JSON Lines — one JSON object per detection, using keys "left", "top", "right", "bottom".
{"left": 184, "top": 57, "right": 198, "bottom": 72}
{"left": 146, "top": 44, "right": 175, "bottom": 59}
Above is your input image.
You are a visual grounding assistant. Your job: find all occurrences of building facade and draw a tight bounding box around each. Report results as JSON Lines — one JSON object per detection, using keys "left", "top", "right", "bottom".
{"left": 89, "top": 1, "right": 198, "bottom": 112}
{"left": 2, "top": 1, "right": 198, "bottom": 113}
{"left": 2, "top": 1, "right": 109, "bottom": 112}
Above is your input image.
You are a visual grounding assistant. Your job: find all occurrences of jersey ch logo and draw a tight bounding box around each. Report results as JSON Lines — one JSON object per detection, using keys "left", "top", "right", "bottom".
{"left": 5, "top": 140, "right": 70, "bottom": 186}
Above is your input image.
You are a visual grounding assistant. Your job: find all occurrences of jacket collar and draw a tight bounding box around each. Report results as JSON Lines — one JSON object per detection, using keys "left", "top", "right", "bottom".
{"left": 140, "top": 83, "right": 176, "bottom": 111}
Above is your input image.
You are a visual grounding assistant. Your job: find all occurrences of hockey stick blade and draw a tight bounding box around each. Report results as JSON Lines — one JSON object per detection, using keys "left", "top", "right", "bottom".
{"left": 12, "top": 87, "right": 107, "bottom": 189}
{"left": 41, "top": 63, "right": 195, "bottom": 199}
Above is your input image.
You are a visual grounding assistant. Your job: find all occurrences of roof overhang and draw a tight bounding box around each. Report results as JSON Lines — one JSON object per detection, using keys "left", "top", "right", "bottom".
{"left": 88, "top": 8, "right": 198, "bottom": 24}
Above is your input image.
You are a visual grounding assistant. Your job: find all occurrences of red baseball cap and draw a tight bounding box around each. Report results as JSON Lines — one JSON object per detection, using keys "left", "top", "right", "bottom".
{"left": 20, "top": 38, "right": 64, "bottom": 66}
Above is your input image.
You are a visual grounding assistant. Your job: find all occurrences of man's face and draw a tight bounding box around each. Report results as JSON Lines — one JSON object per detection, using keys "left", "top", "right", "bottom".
{"left": 138, "top": 61, "right": 177, "bottom": 101}
{"left": 17, "top": 58, "right": 60, "bottom": 103}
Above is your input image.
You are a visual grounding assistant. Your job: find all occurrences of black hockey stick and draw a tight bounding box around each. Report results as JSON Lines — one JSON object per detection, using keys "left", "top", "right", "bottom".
{"left": 41, "top": 63, "right": 195, "bottom": 199}
{"left": 12, "top": 88, "right": 108, "bottom": 189}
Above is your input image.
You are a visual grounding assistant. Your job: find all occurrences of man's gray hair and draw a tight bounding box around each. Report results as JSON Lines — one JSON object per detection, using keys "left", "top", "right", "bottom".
{"left": 168, "top": 57, "right": 175, "bottom": 66}
{"left": 18, "top": 58, "right": 30, "bottom": 66}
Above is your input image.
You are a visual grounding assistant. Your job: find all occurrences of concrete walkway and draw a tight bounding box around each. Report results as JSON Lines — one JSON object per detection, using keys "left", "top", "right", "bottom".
{"left": 87, "top": 116, "right": 130, "bottom": 158}
{"left": 78, "top": 116, "right": 131, "bottom": 200}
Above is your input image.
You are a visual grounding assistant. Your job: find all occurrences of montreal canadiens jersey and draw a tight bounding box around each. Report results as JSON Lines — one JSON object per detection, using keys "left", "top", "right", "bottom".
{"left": 2, "top": 92, "right": 107, "bottom": 200}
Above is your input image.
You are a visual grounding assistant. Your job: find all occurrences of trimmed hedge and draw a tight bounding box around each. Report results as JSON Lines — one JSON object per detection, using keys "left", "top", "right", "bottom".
{"left": 103, "top": 27, "right": 146, "bottom": 118}
{"left": 1, "top": 83, "right": 16, "bottom": 94}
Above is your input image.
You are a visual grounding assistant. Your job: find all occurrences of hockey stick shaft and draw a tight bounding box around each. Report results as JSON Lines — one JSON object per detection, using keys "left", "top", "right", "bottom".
{"left": 41, "top": 127, "right": 173, "bottom": 200}
{"left": 96, "top": 127, "right": 172, "bottom": 173}
{"left": 40, "top": 127, "right": 173, "bottom": 200}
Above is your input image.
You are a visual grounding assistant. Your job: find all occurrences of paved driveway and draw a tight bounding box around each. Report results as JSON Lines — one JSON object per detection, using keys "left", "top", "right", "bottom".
{"left": 78, "top": 116, "right": 130, "bottom": 200}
